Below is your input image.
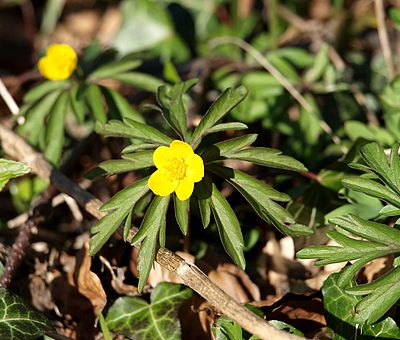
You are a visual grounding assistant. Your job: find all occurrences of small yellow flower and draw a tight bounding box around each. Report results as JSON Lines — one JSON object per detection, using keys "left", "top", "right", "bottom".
{"left": 149, "top": 140, "right": 204, "bottom": 200}
{"left": 38, "top": 44, "right": 78, "bottom": 80}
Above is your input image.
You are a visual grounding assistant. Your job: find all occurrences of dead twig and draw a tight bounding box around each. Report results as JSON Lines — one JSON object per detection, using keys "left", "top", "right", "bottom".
{"left": 374, "top": 0, "right": 395, "bottom": 80}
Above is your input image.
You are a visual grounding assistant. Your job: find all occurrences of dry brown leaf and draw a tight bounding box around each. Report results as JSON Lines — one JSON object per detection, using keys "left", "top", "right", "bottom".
{"left": 72, "top": 241, "right": 106, "bottom": 318}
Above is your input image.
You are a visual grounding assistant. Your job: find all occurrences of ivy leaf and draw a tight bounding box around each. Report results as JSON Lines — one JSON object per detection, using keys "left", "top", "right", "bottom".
{"left": 209, "top": 181, "right": 245, "bottom": 269}
{"left": 0, "top": 159, "right": 30, "bottom": 191}
{"left": 322, "top": 272, "right": 400, "bottom": 339}
{"left": 106, "top": 283, "right": 192, "bottom": 339}
{"left": 0, "top": 288, "right": 52, "bottom": 339}
{"left": 191, "top": 86, "right": 248, "bottom": 148}
{"left": 157, "top": 79, "right": 197, "bottom": 140}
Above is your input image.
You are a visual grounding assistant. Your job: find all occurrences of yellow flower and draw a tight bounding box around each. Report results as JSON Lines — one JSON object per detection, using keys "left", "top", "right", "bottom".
{"left": 38, "top": 44, "right": 78, "bottom": 80}
{"left": 149, "top": 140, "right": 204, "bottom": 200}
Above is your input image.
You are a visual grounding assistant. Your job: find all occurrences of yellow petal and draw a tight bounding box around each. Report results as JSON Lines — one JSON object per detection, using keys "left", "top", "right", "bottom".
{"left": 186, "top": 154, "right": 204, "bottom": 182}
{"left": 38, "top": 44, "right": 77, "bottom": 80}
{"left": 153, "top": 145, "right": 173, "bottom": 169}
{"left": 46, "top": 44, "right": 77, "bottom": 62}
{"left": 148, "top": 169, "right": 178, "bottom": 196}
{"left": 175, "top": 177, "right": 194, "bottom": 200}
{"left": 169, "top": 140, "right": 194, "bottom": 160}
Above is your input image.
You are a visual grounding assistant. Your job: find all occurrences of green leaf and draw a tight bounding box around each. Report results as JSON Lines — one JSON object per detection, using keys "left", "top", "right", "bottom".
{"left": 205, "top": 122, "right": 248, "bottom": 136}
{"left": 209, "top": 182, "right": 245, "bottom": 269}
{"left": 304, "top": 43, "right": 329, "bottom": 83}
{"left": 112, "top": 0, "right": 173, "bottom": 54}
{"left": 88, "top": 59, "right": 142, "bottom": 80}
{"left": 212, "top": 166, "right": 312, "bottom": 237}
{"left": 96, "top": 119, "right": 172, "bottom": 145}
{"left": 390, "top": 8, "right": 400, "bottom": 30}
{"left": 157, "top": 80, "right": 197, "bottom": 140}
{"left": 100, "top": 177, "right": 149, "bottom": 212}
{"left": 0, "top": 159, "right": 30, "bottom": 191}
{"left": 174, "top": 195, "right": 189, "bottom": 235}
{"left": 379, "top": 204, "right": 400, "bottom": 216}
{"left": 224, "top": 147, "right": 308, "bottom": 172}
{"left": 342, "top": 177, "right": 400, "bottom": 208}
{"left": 91, "top": 157, "right": 152, "bottom": 176}
{"left": 201, "top": 134, "right": 258, "bottom": 162}
{"left": 18, "top": 89, "right": 63, "bottom": 145}
{"left": 210, "top": 166, "right": 290, "bottom": 202}
{"left": 130, "top": 195, "right": 170, "bottom": 246}
{"left": 329, "top": 215, "right": 400, "bottom": 247}
{"left": 322, "top": 272, "right": 400, "bottom": 339}
{"left": 69, "top": 82, "right": 87, "bottom": 123}
{"left": 44, "top": 91, "right": 69, "bottom": 165}
{"left": 102, "top": 87, "right": 144, "bottom": 123}
{"left": 111, "top": 72, "right": 164, "bottom": 92}
{"left": 213, "top": 315, "right": 243, "bottom": 340}
{"left": 0, "top": 288, "right": 52, "bottom": 339}
{"left": 191, "top": 86, "right": 248, "bottom": 148}
{"left": 99, "top": 312, "right": 112, "bottom": 340}
{"left": 268, "top": 320, "right": 304, "bottom": 337}
{"left": 137, "top": 231, "right": 158, "bottom": 292}
{"left": 195, "top": 180, "right": 212, "bottom": 229}
{"left": 86, "top": 84, "right": 107, "bottom": 123}
{"left": 23, "top": 80, "right": 69, "bottom": 104}
{"left": 106, "top": 282, "right": 192, "bottom": 339}
{"left": 90, "top": 178, "right": 150, "bottom": 255}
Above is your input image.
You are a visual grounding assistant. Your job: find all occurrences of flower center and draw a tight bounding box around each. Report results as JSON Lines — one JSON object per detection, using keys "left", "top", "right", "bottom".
{"left": 166, "top": 157, "right": 186, "bottom": 180}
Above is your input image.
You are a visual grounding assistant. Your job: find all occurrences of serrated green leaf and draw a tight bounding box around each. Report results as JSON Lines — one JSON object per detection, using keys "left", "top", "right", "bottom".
{"left": 88, "top": 59, "right": 142, "bottom": 80}
{"left": 18, "top": 89, "right": 63, "bottom": 145}
{"left": 0, "top": 159, "right": 30, "bottom": 191}
{"left": 329, "top": 215, "right": 400, "bottom": 247}
{"left": 106, "top": 282, "right": 192, "bottom": 339}
{"left": 201, "top": 134, "right": 258, "bottom": 162}
{"left": 352, "top": 273, "right": 400, "bottom": 324}
{"left": 157, "top": 79, "right": 197, "bottom": 140}
{"left": 102, "top": 87, "right": 144, "bottom": 123}
{"left": 323, "top": 272, "right": 400, "bottom": 339}
{"left": 111, "top": 72, "right": 163, "bottom": 92}
{"left": 342, "top": 177, "right": 400, "bottom": 208}
{"left": 210, "top": 166, "right": 311, "bottom": 237}
{"left": 174, "top": 195, "right": 189, "bottom": 235}
{"left": 131, "top": 195, "right": 170, "bottom": 246}
{"left": 96, "top": 119, "right": 172, "bottom": 145}
{"left": 86, "top": 84, "right": 107, "bottom": 123}
{"left": 137, "top": 231, "right": 158, "bottom": 292}
{"left": 210, "top": 166, "right": 290, "bottom": 202}
{"left": 44, "top": 91, "right": 69, "bottom": 165}
{"left": 89, "top": 206, "right": 133, "bottom": 256}
{"left": 209, "top": 182, "right": 245, "bottom": 269}
{"left": 191, "top": 86, "right": 248, "bottom": 148}
{"left": 92, "top": 157, "right": 152, "bottom": 176}
{"left": 224, "top": 147, "right": 308, "bottom": 172}
{"left": 0, "top": 288, "right": 52, "bottom": 339}
{"left": 22, "top": 80, "right": 69, "bottom": 104}
{"left": 100, "top": 177, "right": 149, "bottom": 212}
